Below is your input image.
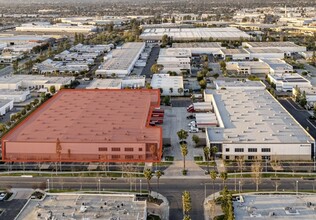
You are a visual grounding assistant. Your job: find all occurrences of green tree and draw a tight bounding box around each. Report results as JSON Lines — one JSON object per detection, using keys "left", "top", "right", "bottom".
{"left": 300, "top": 91, "right": 307, "bottom": 107}
{"left": 178, "top": 88, "right": 184, "bottom": 94}
{"left": 150, "top": 64, "right": 163, "bottom": 73}
{"left": 211, "top": 146, "right": 218, "bottom": 160}
{"left": 49, "top": 85, "right": 56, "bottom": 94}
{"left": 163, "top": 96, "right": 170, "bottom": 106}
{"left": 251, "top": 157, "right": 262, "bottom": 192}
{"left": 220, "top": 172, "right": 228, "bottom": 188}
{"left": 182, "top": 191, "right": 192, "bottom": 216}
{"left": 21, "top": 109, "right": 26, "bottom": 116}
{"left": 199, "top": 79, "right": 207, "bottom": 89}
{"left": 204, "top": 146, "right": 210, "bottom": 173}
{"left": 12, "top": 60, "right": 19, "bottom": 74}
{"left": 143, "top": 168, "right": 153, "bottom": 193}
{"left": 177, "top": 129, "right": 188, "bottom": 143}
{"left": 181, "top": 144, "right": 188, "bottom": 172}
{"left": 155, "top": 170, "right": 163, "bottom": 191}
{"left": 210, "top": 170, "right": 217, "bottom": 200}
{"left": 0, "top": 123, "right": 7, "bottom": 133}
{"left": 192, "top": 135, "right": 200, "bottom": 147}
{"left": 183, "top": 215, "right": 191, "bottom": 220}
{"left": 197, "top": 72, "right": 204, "bottom": 81}
{"left": 162, "top": 34, "right": 168, "bottom": 46}
{"left": 219, "top": 61, "right": 226, "bottom": 70}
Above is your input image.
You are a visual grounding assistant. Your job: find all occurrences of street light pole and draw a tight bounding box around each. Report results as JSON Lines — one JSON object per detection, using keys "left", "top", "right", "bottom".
{"left": 234, "top": 171, "right": 236, "bottom": 192}
{"left": 238, "top": 181, "right": 241, "bottom": 195}
{"left": 98, "top": 179, "right": 101, "bottom": 194}
{"left": 296, "top": 180, "right": 298, "bottom": 195}
{"left": 140, "top": 179, "right": 142, "bottom": 194}
{"left": 47, "top": 179, "right": 50, "bottom": 192}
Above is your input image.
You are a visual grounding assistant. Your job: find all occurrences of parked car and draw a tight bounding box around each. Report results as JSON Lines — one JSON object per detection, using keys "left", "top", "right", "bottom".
{"left": 188, "top": 121, "right": 196, "bottom": 127}
{"left": 187, "top": 114, "right": 195, "bottom": 119}
{"left": 189, "top": 127, "right": 199, "bottom": 133}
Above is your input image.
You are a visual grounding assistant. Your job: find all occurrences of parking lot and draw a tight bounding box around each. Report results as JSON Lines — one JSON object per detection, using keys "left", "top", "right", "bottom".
{"left": 234, "top": 194, "right": 316, "bottom": 220}
{"left": 162, "top": 106, "right": 206, "bottom": 161}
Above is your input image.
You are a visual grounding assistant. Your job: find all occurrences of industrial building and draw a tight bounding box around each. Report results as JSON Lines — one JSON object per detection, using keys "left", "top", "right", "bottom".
{"left": 140, "top": 27, "right": 251, "bottom": 41}
{"left": 0, "top": 99, "right": 13, "bottom": 116}
{"left": 16, "top": 22, "right": 97, "bottom": 33}
{"left": 16, "top": 193, "right": 147, "bottom": 220}
{"left": 0, "top": 75, "right": 74, "bottom": 91}
{"left": 242, "top": 41, "right": 307, "bottom": 55}
{"left": 2, "top": 89, "right": 162, "bottom": 162}
{"left": 205, "top": 80, "right": 314, "bottom": 161}
{"left": 0, "top": 90, "right": 30, "bottom": 103}
{"left": 172, "top": 42, "right": 224, "bottom": 54}
{"left": 33, "top": 59, "right": 90, "bottom": 74}
{"left": 293, "top": 87, "right": 316, "bottom": 109}
{"left": 220, "top": 48, "right": 284, "bottom": 60}
{"left": 69, "top": 43, "right": 113, "bottom": 54}
{"left": 260, "top": 58, "right": 293, "bottom": 75}
{"left": 226, "top": 61, "right": 270, "bottom": 75}
{"left": 0, "top": 34, "right": 56, "bottom": 45}
{"left": 86, "top": 76, "right": 146, "bottom": 89}
{"left": 267, "top": 73, "right": 312, "bottom": 91}
{"left": 150, "top": 74, "right": 184, "bottom": 96}
{"left": 96, "top": 42, "right": 145, "bottom": 77}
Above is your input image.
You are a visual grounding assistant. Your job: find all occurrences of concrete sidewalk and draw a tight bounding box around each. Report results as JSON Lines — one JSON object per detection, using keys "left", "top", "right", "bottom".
{"left": 163, "top": 160, "right": 206, "bottom": 177}
{"left": 148, "top": 191, "right": 169, "bottom": 220}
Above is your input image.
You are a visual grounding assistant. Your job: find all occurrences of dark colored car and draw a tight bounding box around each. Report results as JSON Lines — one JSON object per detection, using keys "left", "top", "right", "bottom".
{"left": 186, "top": 115, "right": 195, "bottom": 119}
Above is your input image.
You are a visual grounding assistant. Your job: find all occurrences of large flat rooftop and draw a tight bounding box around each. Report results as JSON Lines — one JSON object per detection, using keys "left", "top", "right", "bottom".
{"left": 244, "top": 41, "right": 302, "bottom": 48}
{"left": 16, "top": 193, "right": 146, "bottom": 220}
{"left": 206, "top": 82, "right": 314, "bottom": 144}
{"left": 234, "top": 194, "right": 316, "bottom": 220}
{"left": 140, "top": 27, "right": 251, "bottom": 40}
{"left": 0, "top": 74, "right": 74, "bottom": 85}
{"left": 172, "top": 42, "right": 223, "bottom": 48}
{"left": 2, "top": 89, "right": 162, "bottom": 162}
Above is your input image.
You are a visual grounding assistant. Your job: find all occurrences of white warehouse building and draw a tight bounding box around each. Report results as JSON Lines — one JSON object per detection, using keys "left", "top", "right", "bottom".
{"left": 150, "top": 74, "right": 184, "bottom": 96}
{"left": 0, "top": 99, "right": 13, "bottom": 116}
{"left": 140, "top": 27, "right": 251, "bottom": 41}
{"left": 205, "top": 80, "right": 314, "bottom": 161}
{"left": 242, "top": 42, "right": 307, "bottom": 55}
{"left": 95, "top": 42, "right": 145, "bottom": 77}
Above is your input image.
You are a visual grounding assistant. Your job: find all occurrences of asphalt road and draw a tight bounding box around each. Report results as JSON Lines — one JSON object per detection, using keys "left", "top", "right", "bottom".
{"left": 0, "top": 66, "right": 13, "bottom": 76}
{"left": 141, "top": 46, "right": 160, "bottom": 77}
{"left": 278, "top": 98, "right": 316, "bottom": 140}
{"left": 0, "top": 176, "right": 315, "bottom": 220}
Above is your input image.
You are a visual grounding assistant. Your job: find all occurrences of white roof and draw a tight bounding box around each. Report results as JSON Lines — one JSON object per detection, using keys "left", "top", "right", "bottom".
{"left": 140, "top": 27, "right": 251, "bottom": 40}
{"left": 206, "top": 85, "right": 314, "bottom": 144}
{"left": 0, "top": 75, "right": 74, "bottom": 85}
{"left": 150, "top": 74, "right": 184, "bottom": 89}
{"left": 86, "top": 79, "right": 122, "bottom": 89}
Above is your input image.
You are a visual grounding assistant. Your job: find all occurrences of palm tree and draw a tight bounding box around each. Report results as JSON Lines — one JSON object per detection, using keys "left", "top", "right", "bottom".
{"left": 210, "top": 170, "right": 217, "bottom": 200}
{"left": 211, "top": 146, "right": 218, "bottom": 160}
{"left": 143, "top": 169, "right": 153, "bottom": 194}
{"left": 220, "top": 172, "right": 228, "bottom": 188}
{"left": 183, "top": 215, "right": 192, "bottom": 220}
{"left": 192, "top": 135, "right": 200, "bottom": 148}
{"left": 155, "top": 170, "right": 163, "bottom": 190}
{"left": 0, "top": 123, "right": 7, "bottom": 133}
{"left": 182, "top": 191, "right": 192, "bottom": 216}
{"left": 177, "top": 129, "right": 188, "bottom": 144}
{"left": 181, "top": 144, "right": 188, "bottom": 172}
{"left": 203, "top": 146, "right": 210, "bottom": 173}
